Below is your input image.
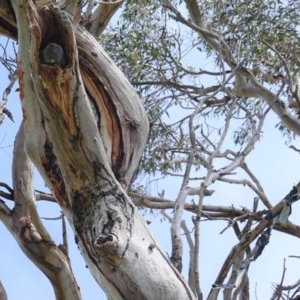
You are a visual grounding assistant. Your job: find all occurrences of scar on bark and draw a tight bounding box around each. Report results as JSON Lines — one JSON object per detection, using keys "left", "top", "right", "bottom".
{"left": 94, "top": 213, "right": 119, "bottom": 254}
{"left": 19, "top": 216, "right": 42, "bottom": 243}
{"left": 41, "top": 139, "right": 70, "bottom": 209}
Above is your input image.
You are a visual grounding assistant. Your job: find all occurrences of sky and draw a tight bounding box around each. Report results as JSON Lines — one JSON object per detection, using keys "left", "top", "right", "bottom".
{"left": 1, "top": 22, "right": 300, "bottom": 300}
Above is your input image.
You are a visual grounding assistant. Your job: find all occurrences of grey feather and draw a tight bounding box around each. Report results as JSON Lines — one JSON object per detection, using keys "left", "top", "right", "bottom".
{"left": 41, "top": 43, "right": 66, "bottom": 67}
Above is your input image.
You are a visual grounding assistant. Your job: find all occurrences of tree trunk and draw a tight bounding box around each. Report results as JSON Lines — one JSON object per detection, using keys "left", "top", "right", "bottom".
{"left": 2, "top": 1, "right": 196, "bottom": 299}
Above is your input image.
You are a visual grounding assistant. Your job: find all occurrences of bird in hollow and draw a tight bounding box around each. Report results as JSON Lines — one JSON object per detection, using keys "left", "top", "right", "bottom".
{"left": 41, "top": 43, "right": 66, "bottom": 67}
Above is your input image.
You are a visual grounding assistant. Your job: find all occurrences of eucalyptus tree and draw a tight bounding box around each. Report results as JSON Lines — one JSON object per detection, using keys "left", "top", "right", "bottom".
{"left": 1, "top": 1, "right": 300, "bottom": 299}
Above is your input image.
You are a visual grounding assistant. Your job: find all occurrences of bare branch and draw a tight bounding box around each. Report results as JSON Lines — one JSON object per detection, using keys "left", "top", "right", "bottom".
{"left": 85, "top": 0, "right": 124, "bottom": 37}
{"left": 261, "top": 39, "right": 292, "bottom": 101}
{"left": 289, "top": 145, "right": 300, "bottom": 154}
{"left": 0, "top": 70, "right": 17, "bottom": 125}
{"left": 270, "top": 259, "right": 287, "bottom": 300}
{"left": 10, "top": 123, "right": 81, "bottom": 299}
{"left": 208, "top": 182, "right": 300, "bottom": 299}
{"left": 191, "top": 215, "right": 202, "bottom": 300}
{"left": 35, "top": 191, "right": 57, "bottom": 202}
{"left": 0, "top": 182, "right": 13, "bottom": 200}
{"left": 0, "top": 279, "right": 7, "bottom": 300}
{"left": 163, "top": 0, "right": 300, "bottom": 136}
{"left": 61, "top": 213, "right": 69, "bottom": 256}
{"left": 184, "top": 0, "right": 203, "bottom": 26}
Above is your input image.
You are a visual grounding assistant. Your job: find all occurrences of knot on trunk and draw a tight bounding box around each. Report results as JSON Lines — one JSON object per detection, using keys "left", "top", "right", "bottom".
{"left": 94, "top": 233, "right": 118, "bottom": 253}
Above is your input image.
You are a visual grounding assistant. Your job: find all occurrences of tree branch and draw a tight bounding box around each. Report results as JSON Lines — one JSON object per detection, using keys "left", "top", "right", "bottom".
{"left": 10, "top": 123, "right": 81, "bottom": 299}
{"left": 85, "top": 0, "right": 124, "bottom": 38}
{"left": 164, "top": 0, "right": 300, "bottom": 136}
{"left": 0, "top": 279, "right": 7, "bottom": 300}
{"left": 0, "top": 70, "right": 17, "bottom": 125}
{"left": 208, "top": 182, "right": 300, "bottom": 299}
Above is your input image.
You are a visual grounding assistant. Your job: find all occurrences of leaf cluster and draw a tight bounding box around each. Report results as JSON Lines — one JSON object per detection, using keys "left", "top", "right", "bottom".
{"left": 101, "top": 0, "right": 280, "bottom": 177}
{"left": 205, "top": 0, "right": 300, "bottom": 76}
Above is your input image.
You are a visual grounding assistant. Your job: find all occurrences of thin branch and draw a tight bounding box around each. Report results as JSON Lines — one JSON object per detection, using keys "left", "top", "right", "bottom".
{"left": 0, "top": 182, "right": 14, "bottom": 200}
{"left": 35, "top": 190, "right": 56, "bottom": 202}
{"left": 261, "top": 39, "right": 293, "bottom": 103}
{"left": 207, "top": 183, "right": 300, "bottom": 299}
{"left": 240, "top": 162, "right": 271, "bottom": 209}
{"left": 0, "top": 279, "right": 7, "bottom": 300}
{"left": 132, "top": 80, "right": 221, "bottom": 96}
{"left": 218, "top": 176, "right": 271, "bottom": 210}
{"left": 192, "top": 215, "right": 202, "bottom": 300}
{"left": 164, "top": 0, "right": 300, "bottom": 136}
{"left": 0, "top": 184, "right": 57, "bottom": 203}
{"left": 61, "top": 213, "right": 69, "bottom": 256}
{"left": 0, "top": 70, "right": 17, "bottom": 125}
{"left": 270, "top": 258, "right": 287, "bottom": 300}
